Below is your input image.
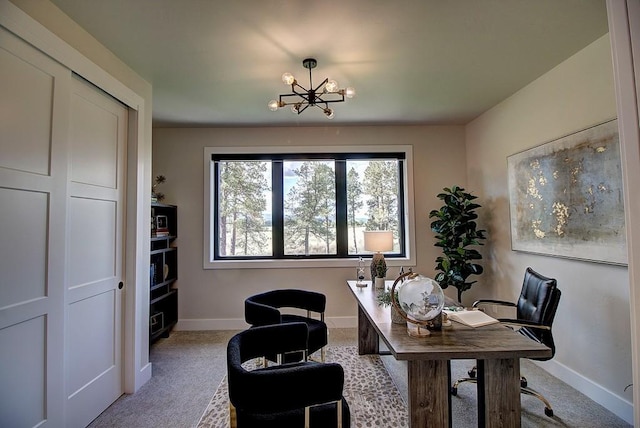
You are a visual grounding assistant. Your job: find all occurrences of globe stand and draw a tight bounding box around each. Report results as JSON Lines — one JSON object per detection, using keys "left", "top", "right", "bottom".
{"left": 406, "top": 317, "right": 431, "bottom": 337}
{"left": 390, "top": 272, "right": 444, "bottom": 338}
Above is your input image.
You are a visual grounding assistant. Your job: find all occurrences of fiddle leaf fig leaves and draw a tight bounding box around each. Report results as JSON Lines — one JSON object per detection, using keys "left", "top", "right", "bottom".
{"left": 429, "top": 186, "right": 487, "bottom": 303}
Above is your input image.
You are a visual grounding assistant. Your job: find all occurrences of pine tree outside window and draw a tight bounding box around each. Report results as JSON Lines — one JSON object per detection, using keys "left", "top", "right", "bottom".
{"left": 204, "top": 146, "right": 415, "bottom": 268}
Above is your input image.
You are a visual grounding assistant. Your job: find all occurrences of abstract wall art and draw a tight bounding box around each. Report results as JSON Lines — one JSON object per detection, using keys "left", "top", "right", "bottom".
{"left": 507, "top": 119, "right": 627, "bottom": 265}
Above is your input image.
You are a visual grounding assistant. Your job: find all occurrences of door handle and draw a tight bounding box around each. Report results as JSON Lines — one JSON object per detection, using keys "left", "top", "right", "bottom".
{"left": 118, "top": 281, "right": 124, "bottom": 290}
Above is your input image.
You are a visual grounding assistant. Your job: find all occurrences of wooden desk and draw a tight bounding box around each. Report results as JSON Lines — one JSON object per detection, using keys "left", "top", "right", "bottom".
{"left": 347, "top": 280, "right": 551, "bottom": 428}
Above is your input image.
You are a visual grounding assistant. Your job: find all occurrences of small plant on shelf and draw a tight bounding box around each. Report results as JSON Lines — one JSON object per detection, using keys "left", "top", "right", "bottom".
{"left": 376, "top": 289, "right": 396, "bottom": 307}
{"left": 151, "top": 174, "right": 166, "bottom": 202}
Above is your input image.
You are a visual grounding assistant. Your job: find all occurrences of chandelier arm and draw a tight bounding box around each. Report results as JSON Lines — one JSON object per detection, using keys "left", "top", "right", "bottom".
{"left": 279, "top": 93, "right": 312, "bottom": 106}
{"left": 297, "top": 103, "right": 312, "bottom": 114}
{"left": 312, "top": 94, "right": 345, "bottom": 104}
{"left": 313, "top": 77, "right": 329, "bottom": 94}
{"left": 291, "top": 82, "right": 309, "bottom": 94}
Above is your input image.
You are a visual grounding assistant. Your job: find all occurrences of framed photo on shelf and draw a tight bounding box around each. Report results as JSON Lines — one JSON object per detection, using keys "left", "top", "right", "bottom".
{"left": 155, "top": 215, "right": 169, "bottom": 236}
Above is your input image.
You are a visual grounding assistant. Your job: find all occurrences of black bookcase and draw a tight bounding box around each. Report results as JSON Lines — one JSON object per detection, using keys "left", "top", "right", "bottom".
{"left": 150, "top": 203, "right": 178, "bottom": 344}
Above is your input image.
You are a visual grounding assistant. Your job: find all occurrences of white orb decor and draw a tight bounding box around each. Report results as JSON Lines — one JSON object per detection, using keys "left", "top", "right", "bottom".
{"left": 391, "top": 273, "right": 445, "bottom": 337}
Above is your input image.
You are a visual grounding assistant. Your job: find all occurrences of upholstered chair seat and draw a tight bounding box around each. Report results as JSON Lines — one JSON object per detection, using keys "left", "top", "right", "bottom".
{"left": 227, "top": 322, "right": 350, "bottom": 428}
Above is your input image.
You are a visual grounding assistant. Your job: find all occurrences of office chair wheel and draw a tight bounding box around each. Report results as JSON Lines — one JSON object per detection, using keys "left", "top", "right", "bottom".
{"left": 450, "top": 386, "right": 458, "bottom": 396}
{"left": 544, "top": 407, "right": 553, "bottom": 417}
{"left": 467, "top": 367, "right": 477, "bottom": 378}
{"left": 520, "top": 376, "right": 528, "bottom": 388}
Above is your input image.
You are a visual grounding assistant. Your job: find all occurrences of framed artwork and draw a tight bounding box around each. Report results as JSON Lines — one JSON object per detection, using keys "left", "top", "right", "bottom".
{"left": 507, "top": 119, "right": 627, "bottom": 265}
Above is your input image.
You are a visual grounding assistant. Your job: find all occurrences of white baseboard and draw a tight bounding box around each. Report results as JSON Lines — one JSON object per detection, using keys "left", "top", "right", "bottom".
{"left": 176, "top": 318, "right": 249, "bottom": 330}
{"left": 176, "top": 316, "right": 358, "bottom": 331}
{"left": 325, "top": 316, "right": 358, "bottom": 328}
{"left": 137, "top": 362, "right": 152, "bottom": 392}
{"left": 536, "top": 359, "right": 633, "bottom": 425}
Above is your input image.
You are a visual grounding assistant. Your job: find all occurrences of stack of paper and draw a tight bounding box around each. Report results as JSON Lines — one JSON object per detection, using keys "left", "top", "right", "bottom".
{"left": 443, "top": 309, "right": 499, "bottom": 328}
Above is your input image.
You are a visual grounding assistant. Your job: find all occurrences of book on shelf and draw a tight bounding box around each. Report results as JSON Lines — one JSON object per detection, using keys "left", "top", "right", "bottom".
{"left": 443, "top": 309, "right": 499, "bottom": 328}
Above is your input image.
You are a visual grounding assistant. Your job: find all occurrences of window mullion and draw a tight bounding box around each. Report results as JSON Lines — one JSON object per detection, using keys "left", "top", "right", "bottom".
{"left": 335, "top": 160, "right": 348, "bottom": 256}
{"left": 272, "top": 160, "right": 284, "bottom": 257}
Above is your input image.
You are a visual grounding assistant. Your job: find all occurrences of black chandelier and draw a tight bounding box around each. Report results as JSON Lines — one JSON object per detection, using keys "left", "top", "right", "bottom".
{"left": 268, "top": 58, "right": 355, "bottom": 119}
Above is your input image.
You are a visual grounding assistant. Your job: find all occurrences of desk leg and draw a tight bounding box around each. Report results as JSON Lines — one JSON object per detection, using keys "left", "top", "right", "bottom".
{"left": 481, "top": 358, "right": 520, "bottom": 428}
{"left": 357, "top": 304, "right": 378, "bottom": 355}
{"left": 407, "top": 360, "right": 450, "bottom": 428}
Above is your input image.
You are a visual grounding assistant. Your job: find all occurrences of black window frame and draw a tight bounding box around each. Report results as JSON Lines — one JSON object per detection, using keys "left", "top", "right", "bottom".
{"left": 212, "top": 151, "right": 407, "bottom": 261}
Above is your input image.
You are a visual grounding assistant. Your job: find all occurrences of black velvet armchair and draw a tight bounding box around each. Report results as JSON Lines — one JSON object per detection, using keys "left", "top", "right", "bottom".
{"left": 245, "top": 289, "right": 328, "bottom": 363}
{"left": 227, "top": 322, "right": 350, "bottom": 428}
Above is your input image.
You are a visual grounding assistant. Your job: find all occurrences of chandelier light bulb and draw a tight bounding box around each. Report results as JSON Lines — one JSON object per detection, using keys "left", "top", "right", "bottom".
{"left": 345, "top": 87, "right": 356, "bottom": 98}
{"left": 324, "top": 108, "right": 335, "bottom": 119}
{"left": 282, "top": 72, "right": 295, "bottom": 85}
{"left": 291, "top": 104, "right": 301, "bottom": 114}
{"left": 325, "top": 80, "right": 338, "bottom": 93}
{"left": 268, "top": 100, "right": 279, "bottom": 111}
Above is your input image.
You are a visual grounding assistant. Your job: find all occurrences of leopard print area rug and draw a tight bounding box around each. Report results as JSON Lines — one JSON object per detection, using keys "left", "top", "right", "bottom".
{"left": 197, "top": 346, "right": 409, "bottom": 428}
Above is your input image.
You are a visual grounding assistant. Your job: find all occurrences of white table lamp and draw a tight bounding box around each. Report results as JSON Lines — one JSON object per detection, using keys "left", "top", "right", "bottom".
{"left": 363, "top": 231, "right": 394, "bottom": 284}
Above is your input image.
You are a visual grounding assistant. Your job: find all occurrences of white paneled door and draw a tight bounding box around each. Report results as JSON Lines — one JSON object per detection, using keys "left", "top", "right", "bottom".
{"left": 65, "top": 76, "right": 127, "bottom": 427}
{"left": 0, "top": 26, "right": 127, "bottom": 427}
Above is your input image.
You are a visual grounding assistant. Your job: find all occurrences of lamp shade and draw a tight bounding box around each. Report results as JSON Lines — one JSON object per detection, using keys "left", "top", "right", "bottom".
{"left": 363, "top": 231, "right": 394, "bottom": 253}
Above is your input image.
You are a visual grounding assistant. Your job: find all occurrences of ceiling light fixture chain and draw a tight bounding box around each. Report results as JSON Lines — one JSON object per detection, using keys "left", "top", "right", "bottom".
{"left": 268, "top": 58, "right": 355, "bottom": 119}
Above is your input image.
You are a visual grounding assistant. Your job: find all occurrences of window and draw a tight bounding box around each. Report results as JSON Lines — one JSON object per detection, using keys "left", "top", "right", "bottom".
{"left": 204, "top": 146, "right": 415, "bottom": 268}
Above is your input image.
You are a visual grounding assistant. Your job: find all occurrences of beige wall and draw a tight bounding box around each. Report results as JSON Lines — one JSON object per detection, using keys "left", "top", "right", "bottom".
{"left": 466, "top": 34, "right": 633, "bottom": 420}
{"left": 152, "top": 126, "right": 466, "bottom": 326}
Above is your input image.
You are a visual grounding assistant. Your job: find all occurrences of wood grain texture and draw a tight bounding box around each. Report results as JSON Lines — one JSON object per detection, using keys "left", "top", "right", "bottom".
{"left": 483, "top": 358, "right": 521, "bottom": 428}
{"left": 347, "top": 280, "right": 551, "bottom": 428}
{"left": 358, "top": 304, "right": 379, "bottom": 355}
{"left": 408, "top": 360, "right": 450, "bottom": 428}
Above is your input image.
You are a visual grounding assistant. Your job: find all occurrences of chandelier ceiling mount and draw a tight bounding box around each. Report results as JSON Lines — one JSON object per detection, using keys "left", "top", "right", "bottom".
{"left": 268, "top": 58, "right": 355, "bottom": 119}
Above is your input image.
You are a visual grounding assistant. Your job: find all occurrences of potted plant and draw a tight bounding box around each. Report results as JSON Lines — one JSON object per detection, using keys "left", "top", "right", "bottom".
{"left": 151, "top": 174, "right": 166, "bottom": 202}
{"left": 371, "top": 257, "right": 387, "bottom": 289}
{"left": 376, "top": 288, "right": 405, "bottom": 324}
{"left": 429, "top": 185, "right": 487, "bottom": 303}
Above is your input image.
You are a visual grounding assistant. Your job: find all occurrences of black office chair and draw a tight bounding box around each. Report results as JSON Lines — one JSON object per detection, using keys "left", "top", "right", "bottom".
{"left": 227, "top": 322, "right": 350, "bottom": 428}
{"left": 245, "top": 289, "right": 328, "bottom": 363}
{"left": 451, "top": 267, "right": 561, "bottom": 417}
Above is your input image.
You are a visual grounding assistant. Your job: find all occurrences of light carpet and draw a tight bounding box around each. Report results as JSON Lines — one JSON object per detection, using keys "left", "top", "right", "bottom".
{"left": 197, "top": 344, "right": 632, "bottom": 428}
{"left": 197, "top": 346, "right": 409, "bottom": 428}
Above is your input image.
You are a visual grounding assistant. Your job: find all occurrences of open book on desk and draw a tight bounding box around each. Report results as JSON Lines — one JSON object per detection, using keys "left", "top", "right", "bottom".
{"left": 443, "top": 309, "right": 499, "bottom": 327}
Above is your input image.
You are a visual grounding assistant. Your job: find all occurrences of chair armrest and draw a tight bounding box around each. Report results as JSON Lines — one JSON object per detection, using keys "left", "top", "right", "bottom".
{"left": 229, "top": 361, "right": 344, "bottom": 413}
{"left": 245, "top": 299, "right": 281, "bottom": 326}
{"left": 498, "top": 318, "right": 552, "bottom": 331}
{"left": 229, "top": 323, "right": 309, "bottom": 362}
{"left": 279, "top": 289, "right": 326, "bottom": 313}
{"left": 245, "top": 290, "right": 327, "bottom": 323}
{"left": 473, "top": 299, "right": 516, "bottom": 308}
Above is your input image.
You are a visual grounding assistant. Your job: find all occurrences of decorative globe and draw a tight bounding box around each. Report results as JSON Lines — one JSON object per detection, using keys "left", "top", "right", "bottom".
{"left": 397, "top": 274, "right": 445, "bottom": 324}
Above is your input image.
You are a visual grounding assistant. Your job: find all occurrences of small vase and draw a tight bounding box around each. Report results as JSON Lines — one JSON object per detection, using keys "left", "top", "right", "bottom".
{"left": 391, "top": 305, "right": 405, "bottom": 324}
{"left": 374, "top": 277, "right": 385, "bottom": 289}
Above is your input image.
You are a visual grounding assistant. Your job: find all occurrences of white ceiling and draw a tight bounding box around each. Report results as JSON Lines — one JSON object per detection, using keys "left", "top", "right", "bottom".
{"left": 49, "top": 0, "right": 609, "bottom": 127}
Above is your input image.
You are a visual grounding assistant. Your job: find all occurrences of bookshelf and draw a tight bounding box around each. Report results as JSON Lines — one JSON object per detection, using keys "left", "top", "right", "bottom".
{"left": 150, "top": 203, "right": 178, "bottom": 344}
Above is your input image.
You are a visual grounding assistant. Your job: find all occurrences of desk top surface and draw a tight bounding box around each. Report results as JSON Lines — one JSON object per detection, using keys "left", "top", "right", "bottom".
{"left": 347, "top": 280, "right": 552, "bottom": 361}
